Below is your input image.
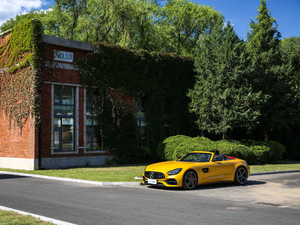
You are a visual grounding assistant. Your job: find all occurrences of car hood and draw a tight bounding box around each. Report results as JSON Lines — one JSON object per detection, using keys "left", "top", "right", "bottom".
{"left": 145, "top": 161, "right": 196, "bottom": 172}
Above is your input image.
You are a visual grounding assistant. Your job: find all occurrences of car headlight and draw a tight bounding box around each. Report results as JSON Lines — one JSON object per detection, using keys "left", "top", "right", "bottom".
{"left": 168, "top": 168, "right": 182, "bottom": 175}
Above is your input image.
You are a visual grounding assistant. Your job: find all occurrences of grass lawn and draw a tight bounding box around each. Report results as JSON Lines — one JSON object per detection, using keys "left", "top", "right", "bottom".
{"left": 0, "top": 210, "right": 54, "bottom": 225}
{"left": 250, "top": 161, "right": 300, "bottom": 173}
{"left": 0, "top": 164, "right": 147, "bottom": 182}
{"left": 0, "top": 162, "right": 299, "bottom": 182}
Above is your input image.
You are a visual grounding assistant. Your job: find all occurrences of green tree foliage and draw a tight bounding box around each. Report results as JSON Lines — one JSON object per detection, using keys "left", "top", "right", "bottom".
{"left": 158, "top": 0, "right": 222, "bottom": 56}
{"left": 246, "top": 0, "right": 300, "bottom": 140}
{"left": 1, "top": 0, "right": 221, "bottom": 56}
{"left": 281, "top": 36, "right": 300, "bottom": 83}
{"left": 188, "top": 20, "right": 263, "bottom": 138}
{"left": 0, "top": 11, "right": 46, "bottom": 33}
{"left": 42, "top": 0, "right": 88, "bottom": 40}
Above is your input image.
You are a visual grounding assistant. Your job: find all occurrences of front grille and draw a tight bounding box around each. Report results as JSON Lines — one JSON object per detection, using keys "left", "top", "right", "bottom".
{"left": 144, "top": 171, "right": 165, "bottom": 179}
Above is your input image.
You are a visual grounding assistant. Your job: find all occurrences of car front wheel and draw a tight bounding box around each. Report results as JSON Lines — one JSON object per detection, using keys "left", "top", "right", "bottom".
{"left": 182, "top": 170, "right": 198, "bottom": 190}
{"left": 234, "top": 166, "right": 248, "bottom": 185}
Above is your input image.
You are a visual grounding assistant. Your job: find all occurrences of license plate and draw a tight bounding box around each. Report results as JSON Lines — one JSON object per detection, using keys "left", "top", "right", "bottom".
{"left": 148, "top": 179, "right": 157, "bottom": 185}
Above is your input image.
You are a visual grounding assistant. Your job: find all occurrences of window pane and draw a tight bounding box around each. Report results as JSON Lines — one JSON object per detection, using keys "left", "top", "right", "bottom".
{"left": 62, "top": 87, "right": 74, "bottom": 105}
{"left": 54, "top": 87, "right": 60, "bottom": 104}
{"left": 54, "top": 131, "right": 60, "bottom": 148}
{"left": 54, "top": 118, "right": 61, "bottom": 128}
{"left": 137, "top": 111, "right": 145, "bottom": 119}
{"left": 62, "top": 123, "right": 73, "bottom": 151}
{"left": 86, "top": 107, "right": 92, "bottom": 117}
{"left": 86, "top": 119, "right": 92, "bottom": 130}
{"left": 86, "top": 130, "right": 92, "bottom": 150}
{"left": 54, "top": 106, "right": 74, "bottom": 116}
{"left": 86, "top": 107, "right": 99, "bottom": 117}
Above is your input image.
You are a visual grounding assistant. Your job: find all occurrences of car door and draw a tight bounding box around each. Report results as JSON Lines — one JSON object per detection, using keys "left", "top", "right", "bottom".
{"left": 209, "top": 161, "right": 234, "bottom": 181}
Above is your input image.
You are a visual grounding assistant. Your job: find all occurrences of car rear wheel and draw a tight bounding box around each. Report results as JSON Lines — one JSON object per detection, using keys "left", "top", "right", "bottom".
{"left": 234, "top": 166, "right": 248, "bottom": 185}
{"left": 182, "top": 170, "right": 198, "bottom": 190}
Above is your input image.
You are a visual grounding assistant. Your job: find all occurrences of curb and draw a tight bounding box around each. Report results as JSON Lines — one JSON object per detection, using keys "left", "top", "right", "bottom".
{"left": 250, "top": 170, "right": 300, "bottom": 176}
{"left": 0, "top": 205, "right": 77, "bottom": 225}
{"left": 1, "top": 170, "right": 300, "bottom": 185}
{"left": 0, "top": 171, "right": 141, "bottom": 186}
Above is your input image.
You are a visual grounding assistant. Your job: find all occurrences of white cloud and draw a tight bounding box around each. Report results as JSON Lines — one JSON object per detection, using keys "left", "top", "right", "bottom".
{"left": 223, "top": 20, "right": 235, "bottom": 28}
{"left": 0, "top": 0, "right": 48, "bottom": 27}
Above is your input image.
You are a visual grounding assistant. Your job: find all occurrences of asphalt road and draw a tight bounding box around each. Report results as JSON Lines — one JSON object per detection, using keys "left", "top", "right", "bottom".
{"left": 0, "top": 172, "right": 300, "bottom": 225}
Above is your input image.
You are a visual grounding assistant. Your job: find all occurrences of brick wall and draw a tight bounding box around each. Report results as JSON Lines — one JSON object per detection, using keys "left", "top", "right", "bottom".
{"left": 0, "top": 33, "right": 10, "bottom": 46}
{"left": 0, "top": 32, "right": 38, "bottom": 164}
{"left": 0, "top": 111, "right": 37, "bottom": 159}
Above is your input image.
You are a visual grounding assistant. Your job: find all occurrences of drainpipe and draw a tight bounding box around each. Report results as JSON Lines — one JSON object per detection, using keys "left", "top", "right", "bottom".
{"left": 38, "top": 123, "right": 42, "bottom": 169}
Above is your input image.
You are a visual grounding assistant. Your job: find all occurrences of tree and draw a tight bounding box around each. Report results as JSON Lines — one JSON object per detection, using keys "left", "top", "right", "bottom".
{"left": 1, "top": 0, "right": 222, "bottom": 56}
{"left": 0, "top": 10, "right": 46, "bottom": 33}
{"left": 246, "top": 0, "right": 300, "bottom": 141}
{"left": 158, "top": 0, "right": 222, "bottom": 56}
{"left": 281, "top": 36, "right": 300, "bottom": 83}
{"left": 188, "top": 20, "right": 263, "bottom": 138}
{"left": 42, "top": 0, "right": 88, "bottom": 40}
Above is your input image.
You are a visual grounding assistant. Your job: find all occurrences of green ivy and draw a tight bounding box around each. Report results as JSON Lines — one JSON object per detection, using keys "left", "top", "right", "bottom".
{"left": 0, "top": 19, "right": 44, "bottom": 129}
{"left": 77, "top": 43, "right": 197, "bottom": 159}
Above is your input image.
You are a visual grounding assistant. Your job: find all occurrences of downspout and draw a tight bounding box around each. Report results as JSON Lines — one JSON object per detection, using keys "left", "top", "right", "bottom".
{"left": 38, "top": 123, "right": 42, "bottom": 169}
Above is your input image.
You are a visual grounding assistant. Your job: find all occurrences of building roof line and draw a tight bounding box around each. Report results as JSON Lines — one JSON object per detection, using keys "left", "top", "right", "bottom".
{"left": 42, "top": 35, "right": 94, "bottom": 51}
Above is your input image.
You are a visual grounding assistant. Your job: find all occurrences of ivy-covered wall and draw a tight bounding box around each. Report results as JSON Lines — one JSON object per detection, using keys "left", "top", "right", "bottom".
{"left": 0, "top": 19, "right": 43, "bottom": 168}
{"left": 77, "top": 43, "right": 198, "bottom": 162}
{"left": 0, "top": 19, "right": 198, "bottom": 164}
{"left": 0, "top": 19, "right": 44, "bottom": 129}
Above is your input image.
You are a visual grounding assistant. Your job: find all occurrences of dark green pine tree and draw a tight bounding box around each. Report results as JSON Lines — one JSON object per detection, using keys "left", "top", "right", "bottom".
{"left": 281, "top": 36, "right": 300, "bottom": 84}
{"left": 188, "top": 20, "right": 264, "bottom": 139}
{"left": 246, "top": 0, "right": 300, "bottom": 141}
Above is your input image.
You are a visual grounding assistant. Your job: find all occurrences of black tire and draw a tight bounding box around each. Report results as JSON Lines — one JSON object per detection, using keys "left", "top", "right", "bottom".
{"left": 234, "top": 166, "right": 248, "bottom": 185}
{"left": 182, "top": 170, "right": 198, "bottom": 190}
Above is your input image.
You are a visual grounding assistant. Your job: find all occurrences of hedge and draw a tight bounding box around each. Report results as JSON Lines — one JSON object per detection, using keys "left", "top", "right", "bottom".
{"left": 156, "top": 135, "right": 286, "bottom": 164}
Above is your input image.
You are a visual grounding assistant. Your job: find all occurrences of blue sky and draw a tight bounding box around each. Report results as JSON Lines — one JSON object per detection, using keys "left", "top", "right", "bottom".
{"left": 1, "top": 0, "right": 299, "bottom": 40}
{"left": 197, "top": 0, "right": 300, "bottom": 40}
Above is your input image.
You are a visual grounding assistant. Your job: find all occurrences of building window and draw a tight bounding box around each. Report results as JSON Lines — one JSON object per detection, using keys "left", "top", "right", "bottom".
{"left": 137, "top": 98, "right": 148, "bottom": 147}
{"left": 86, "top": 89, "right": 101, "bottom": 151}
{"left": 53, "top": 86, "right": 75, "bottom": 151}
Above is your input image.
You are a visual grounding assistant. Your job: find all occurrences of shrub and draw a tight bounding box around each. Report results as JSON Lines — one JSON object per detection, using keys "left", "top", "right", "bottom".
{"left": 162, "top": 135, "right": 193, "bottom": 160}
{"left": 249, "top": 145, "right": 270, "bottom": 164}
{"left": 214, "top": 140, "right": 256, "bottom": 164}
{"left": 263, "top": 141, "right": 285, "bottom": 162}
{"left": 241, "top": 139, "right": 285, "bottom": 163}
{"left": 156, "top": 136, "right": 286, "bottom": 164}
{"left": 156, "top": 135, "right": 217, "bottom": 161}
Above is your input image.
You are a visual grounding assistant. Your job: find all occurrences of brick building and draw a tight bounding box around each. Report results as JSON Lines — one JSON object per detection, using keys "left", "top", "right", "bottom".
{"left": 0, "top": 30, "right": 117, "bottom": 170}
{"left": 0, "top": 20, "right": 197, "bottom": 170}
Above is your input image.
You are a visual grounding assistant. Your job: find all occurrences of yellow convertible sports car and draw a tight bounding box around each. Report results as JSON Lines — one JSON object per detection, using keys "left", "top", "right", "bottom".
{"left": 143, "top": 151, "right": 250, "bottom": 190}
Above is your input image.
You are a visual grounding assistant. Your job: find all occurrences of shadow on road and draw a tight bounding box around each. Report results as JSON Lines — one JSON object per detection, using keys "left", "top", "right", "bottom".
{"left": 146, "top": 180, "right": 266, "bottom": 191}
{"left": 0, "top": 174, "right": 28, "bottom": 180}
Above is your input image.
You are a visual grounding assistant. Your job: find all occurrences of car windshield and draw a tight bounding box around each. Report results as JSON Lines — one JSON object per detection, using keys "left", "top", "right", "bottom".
{"left": 179, "top": 153, "right": 212, "bottom": 162}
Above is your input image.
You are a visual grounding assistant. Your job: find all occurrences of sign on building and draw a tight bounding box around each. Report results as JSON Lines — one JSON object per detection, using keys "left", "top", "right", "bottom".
{"left": 54, "top": 50, "right": 74, "bottom": 63}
